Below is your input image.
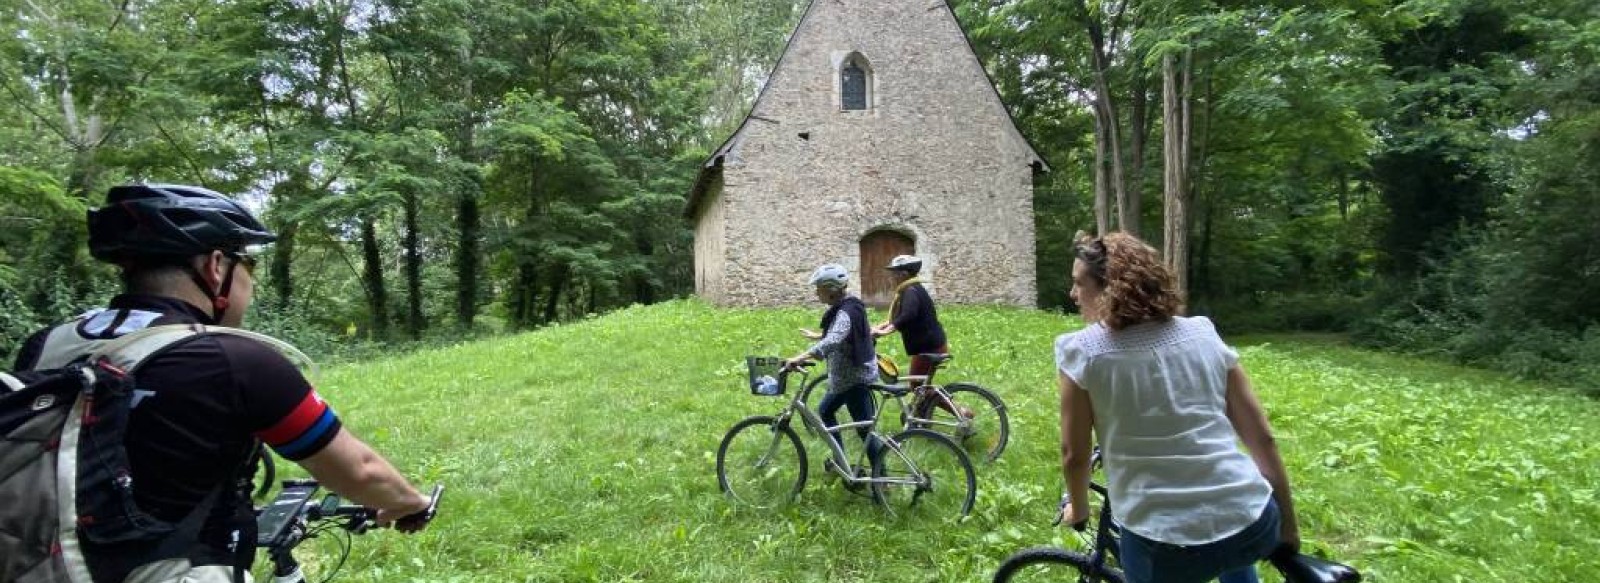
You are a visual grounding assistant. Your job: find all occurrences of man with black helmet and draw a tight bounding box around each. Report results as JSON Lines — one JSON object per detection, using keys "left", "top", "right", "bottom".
{"left": 12, "top": 184, "right": 432, "bottom": 582}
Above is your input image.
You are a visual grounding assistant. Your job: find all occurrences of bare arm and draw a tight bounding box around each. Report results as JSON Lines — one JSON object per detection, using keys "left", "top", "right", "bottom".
{"left": 1224, "top": 365, "right": 1300, "bottom": 550}
{"left": 296, "top": 428, "right": 429, "bottom": 525}
{"left": 1058, "top": 371, "right": 1094, "bottom": 526}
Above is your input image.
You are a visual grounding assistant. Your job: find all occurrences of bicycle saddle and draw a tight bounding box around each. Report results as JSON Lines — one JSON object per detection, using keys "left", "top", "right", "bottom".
{"left": 1272, "top": 553, "right": 1361, "bottom": 583}
{"left": 917, "top": 353, "right": 954, "bottom": 365}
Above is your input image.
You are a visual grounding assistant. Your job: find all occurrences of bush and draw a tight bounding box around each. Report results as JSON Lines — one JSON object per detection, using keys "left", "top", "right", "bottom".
{"left": 1205, "top": 291, "right": 1368, "bottom": 334}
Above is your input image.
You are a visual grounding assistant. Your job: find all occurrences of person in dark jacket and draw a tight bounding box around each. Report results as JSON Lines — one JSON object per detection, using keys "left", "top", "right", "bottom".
{"left": 787, "top": 264, "right": 880, "bottom": 475}
{"left": 872, "top": 255, "right": 949, "bottom": 379}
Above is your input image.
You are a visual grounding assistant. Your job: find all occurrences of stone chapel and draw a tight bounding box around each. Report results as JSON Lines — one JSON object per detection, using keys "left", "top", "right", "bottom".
{"left": 684, "top": 0, "right": 1049, "bottom": 307}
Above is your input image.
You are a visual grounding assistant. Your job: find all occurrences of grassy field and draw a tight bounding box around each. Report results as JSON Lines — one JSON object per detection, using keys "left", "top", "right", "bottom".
{"left": 266, "top": 299, "right": 1600, "bottom": 582}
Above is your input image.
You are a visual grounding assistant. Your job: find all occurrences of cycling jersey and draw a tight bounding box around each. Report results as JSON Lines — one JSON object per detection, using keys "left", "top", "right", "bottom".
{"left": 13, "top": 294, "right": 342, "bottom": 580}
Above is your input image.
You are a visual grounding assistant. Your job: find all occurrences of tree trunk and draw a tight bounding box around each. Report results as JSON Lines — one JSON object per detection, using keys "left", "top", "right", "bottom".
{"left": 1198, "top": 190, "right": 1216, "bottom": 302}
{"left": 402, "top": 190, "right": 424, "bottom": 339}
{"left": 1128, "top": 66, "right": 1150, "bottom": 232}
{"left": 634, "top": 235, "right": 656, "bottom": 304}
{"left": 1193, "top": 57, "right": 1216, "bottom": 305}
{"left": 456, "top": 183, "right": 481, "bottom": 328}
{"left": 453, "top": 46, "right": 481, "bottom": 330}
{"left": 512, "top": 260, "right": 538, "bottom": 329}
{"left": 1091, "top": 42, "right": 1132, "bottom": 235}
{"left": 587, "top": 279, "right": 598, "bottom": 315}
{"left": 1336, "top": 168, "right": 1350, "bottom": 220}
{"left": 1161, "top": 51, "right": 1192, "bottom": 298}
{"left": 1074, "top": 0, "right": 1130, "bottom": 234}
{"left": 1092, "top": 106, "right": 1112, "bottom": 235}
{"left": 542, "top": 264, "right": 568, "bottom": 324}
{"left": 361, "top": 218, "right": 388, "bottom": 339}
{"left": 271, "top": 222, "right": 298, "bottom": 309}
{"left": 51, "top": 149, "right": 101, "bottom": 303}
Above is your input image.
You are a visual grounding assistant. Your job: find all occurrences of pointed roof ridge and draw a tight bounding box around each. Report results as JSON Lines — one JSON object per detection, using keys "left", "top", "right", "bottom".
{"left": 685, "top": 0, "right": 1050, "bottom": 219}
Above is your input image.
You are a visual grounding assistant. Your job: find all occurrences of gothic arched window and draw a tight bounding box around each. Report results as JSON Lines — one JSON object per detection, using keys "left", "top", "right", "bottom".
{"left": 841, "top": 55, "right": 871, "bottom": 111}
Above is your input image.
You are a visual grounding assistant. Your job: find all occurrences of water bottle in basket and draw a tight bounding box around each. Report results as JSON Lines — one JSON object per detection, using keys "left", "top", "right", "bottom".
{"left": 755, "top": 375, "right": 780, "bottom": 396}
{"left": 746, "top": 356, "right": 787, "bottom": 396}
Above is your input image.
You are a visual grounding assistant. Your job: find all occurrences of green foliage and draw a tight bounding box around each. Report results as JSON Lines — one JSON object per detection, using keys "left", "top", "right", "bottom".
{"left": 1355, "top": 0, "right": 1600, "bottom": 391}
{"left": 1, "top": 0, "right": 1595, "bottom": 397}
{"left": 261, "top": 302, "right": 1599, "bottom": 581}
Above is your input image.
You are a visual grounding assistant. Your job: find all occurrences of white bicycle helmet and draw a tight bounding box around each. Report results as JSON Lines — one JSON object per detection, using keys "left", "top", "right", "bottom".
{"left": 886, "top": 255, "right": 923, "bottom": 272}
{"left": 808, "top": 264, "right": 850, "bottom": 289}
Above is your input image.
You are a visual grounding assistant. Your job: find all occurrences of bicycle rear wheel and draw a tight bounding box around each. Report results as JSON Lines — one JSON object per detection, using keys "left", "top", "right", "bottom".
{"left": 993, "top": 547, "right": 1124, "bottom": 583}
{"left": 871, "top": 428, "right": 976, "bottom": 518}
{"left": 716, "top": 416, "right": 808, "bottom": 509}
{"left": 911, "top": 383, "right": 1010, "bottom": 463}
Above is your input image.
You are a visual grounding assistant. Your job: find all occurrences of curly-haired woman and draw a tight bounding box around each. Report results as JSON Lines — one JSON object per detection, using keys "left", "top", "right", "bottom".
{"left": 1054, "top": 232, "right": 1300, "bottom": 583}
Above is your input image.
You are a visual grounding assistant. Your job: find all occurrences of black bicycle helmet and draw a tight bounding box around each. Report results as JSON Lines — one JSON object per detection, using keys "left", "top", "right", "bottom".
{"left": 88, "top": 184, "right": 276, "bottom": 263}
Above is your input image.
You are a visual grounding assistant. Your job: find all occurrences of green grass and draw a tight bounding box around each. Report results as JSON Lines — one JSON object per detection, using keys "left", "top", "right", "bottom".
{"left": 269, "top": 299, "right": 1600, "bottom": 582}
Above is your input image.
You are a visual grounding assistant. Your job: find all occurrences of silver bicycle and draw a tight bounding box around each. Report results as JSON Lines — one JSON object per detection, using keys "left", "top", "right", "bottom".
{"left": 716, "top": 360, "right": 977, "bottom": 517}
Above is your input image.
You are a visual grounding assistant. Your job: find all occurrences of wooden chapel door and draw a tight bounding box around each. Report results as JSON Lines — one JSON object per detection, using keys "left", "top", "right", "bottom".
{"left": 859, "top": 230, "right": 915, "bottom": 307}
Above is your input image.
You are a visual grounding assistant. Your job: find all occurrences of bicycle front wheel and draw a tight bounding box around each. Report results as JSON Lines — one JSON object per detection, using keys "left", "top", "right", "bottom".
{"left": 911, "top": 383, "right": 1011, "bottom": 463}
{"left": 716, "top": 416, "right": 808, "bottom": 509}
{"left": 993, "top": 547, "right": 1125, "bottom": 583}
{"left": 871, "top": 428, "right": 976, "bottom": 518}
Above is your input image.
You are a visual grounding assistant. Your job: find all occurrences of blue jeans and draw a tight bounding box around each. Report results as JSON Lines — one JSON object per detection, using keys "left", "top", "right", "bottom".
{"left": 817, "top": 384, "right": 878, "bottom": 458}
{"left": 1117, "top": 498, "right": 1281, "bottom": 583}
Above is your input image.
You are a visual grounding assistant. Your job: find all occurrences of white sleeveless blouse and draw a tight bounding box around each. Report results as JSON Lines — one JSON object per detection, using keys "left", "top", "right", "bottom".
{"left": 1054, "top": 316, "right": 1272, "bottom": 545}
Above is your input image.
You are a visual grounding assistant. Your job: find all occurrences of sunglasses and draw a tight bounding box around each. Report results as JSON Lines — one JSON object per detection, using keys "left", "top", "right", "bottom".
{"left": 1072, "top": 233, "right": 1108, "bottom": 265}
{"left": 226, "top": 251, "right": 260, "bottom": 275}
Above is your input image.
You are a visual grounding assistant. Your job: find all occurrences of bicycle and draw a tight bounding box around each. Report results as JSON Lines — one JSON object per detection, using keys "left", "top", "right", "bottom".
{"left": 803, "top": 352, "right": 1010, "bottom": 463}
{"left": 992, "top": 449, "right": 1360, "bottom": 583}
{"left": 255, "top": 479, "right": 443, "bottom": 583}
{"left": 716, "top": 358, "right": 977, "bottom": 517}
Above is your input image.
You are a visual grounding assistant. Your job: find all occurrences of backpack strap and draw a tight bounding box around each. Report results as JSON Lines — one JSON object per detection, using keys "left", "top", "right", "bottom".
{"left": 87, "top": 324, "right": 317, "bottom": 379}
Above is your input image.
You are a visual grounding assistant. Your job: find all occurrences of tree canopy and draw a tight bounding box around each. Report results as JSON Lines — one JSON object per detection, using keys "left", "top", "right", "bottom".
{"left": 2, "top": 0, "right": 1594, "bottom": 391}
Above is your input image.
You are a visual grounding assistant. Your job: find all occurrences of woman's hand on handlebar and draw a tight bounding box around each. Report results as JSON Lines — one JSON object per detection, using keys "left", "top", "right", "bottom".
{"left": 783, "top": 355, "right": 819, "bottom": 372}
{"left": 1054, "top": 493, "right": 1089, "bottom": 532}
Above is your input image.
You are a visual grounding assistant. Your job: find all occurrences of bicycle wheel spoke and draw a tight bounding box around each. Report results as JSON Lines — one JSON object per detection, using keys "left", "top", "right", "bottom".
{"left": 717, "top": 416, "right": 807, "bottom": 509}
{"left": 871, "top": 429, "right": 976, "bottom": 518}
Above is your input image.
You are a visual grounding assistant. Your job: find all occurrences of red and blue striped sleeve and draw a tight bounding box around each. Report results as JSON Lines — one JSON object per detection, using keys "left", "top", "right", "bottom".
{"left": 256, "top": 390, "right": 341, "bottom": 460}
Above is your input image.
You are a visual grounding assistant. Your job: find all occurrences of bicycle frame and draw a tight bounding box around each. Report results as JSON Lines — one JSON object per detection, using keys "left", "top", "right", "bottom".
{"left": 769, "top": 366, "right": 930, "bottom": 489}
{"left": 805, "top": 358, "right": 970, "bottom": 436}
{"left": 1077, "top": 481, "right": 1123, "bottom": 581}
{"left": 899, "top": 385, "right": 968, "bottom": 433}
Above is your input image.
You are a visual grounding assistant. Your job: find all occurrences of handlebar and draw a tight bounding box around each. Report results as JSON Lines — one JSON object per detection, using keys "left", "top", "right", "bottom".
{"left": 780, "top": 360, "right": 817, "bottom": 374}
{"left": 255, "top": 480, "right": 443, "bottom": 582}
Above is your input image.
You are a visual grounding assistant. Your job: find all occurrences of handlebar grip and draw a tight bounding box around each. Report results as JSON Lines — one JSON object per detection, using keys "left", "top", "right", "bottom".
{"left": 393, "top": 484, "right": 443, "bottom": 533}
{"left": 1053, "top": 493, "right": 1088, "bottom": 532}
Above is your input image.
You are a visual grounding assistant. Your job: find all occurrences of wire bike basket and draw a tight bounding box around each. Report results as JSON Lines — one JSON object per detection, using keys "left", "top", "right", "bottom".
{"left": 745, "top": 356, "right": 787, "bottom": 396}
